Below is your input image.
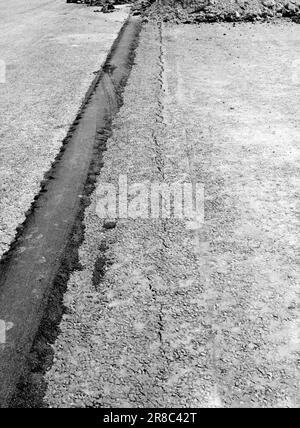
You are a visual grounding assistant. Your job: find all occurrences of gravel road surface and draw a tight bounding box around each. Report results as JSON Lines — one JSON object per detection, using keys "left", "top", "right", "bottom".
{"left": 0, "top": 0, "right": 129, "bottom": 256}
{"left": 41, "top": 21, "right": 300, "bottom": 408}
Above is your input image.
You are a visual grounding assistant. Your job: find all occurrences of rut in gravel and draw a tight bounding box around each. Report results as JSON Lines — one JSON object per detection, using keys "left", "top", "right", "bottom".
{"left": 1, "top": 17, "right": 142, "bottom": 408}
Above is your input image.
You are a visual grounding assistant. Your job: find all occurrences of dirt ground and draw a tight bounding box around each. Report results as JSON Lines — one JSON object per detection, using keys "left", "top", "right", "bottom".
{"left": 37, "top": 21, "right": 300, "bottom": 407}
{"left": 133, "top": 0, "right": 300, "bottom": 22}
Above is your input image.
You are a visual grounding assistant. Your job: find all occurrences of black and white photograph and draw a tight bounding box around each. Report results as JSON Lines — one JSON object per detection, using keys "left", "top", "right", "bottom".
{"left": 0, "top": 0, "right": 299, "bottom": 411}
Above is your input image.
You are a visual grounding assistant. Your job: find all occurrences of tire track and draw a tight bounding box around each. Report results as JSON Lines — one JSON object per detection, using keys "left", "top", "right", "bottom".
{"left": 0, "top": 17, "right": 142, "bottom": 408}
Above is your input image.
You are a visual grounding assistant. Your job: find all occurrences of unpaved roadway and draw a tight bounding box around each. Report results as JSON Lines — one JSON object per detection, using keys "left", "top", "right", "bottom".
{"left": 0, "top": 0, "right": 129, "bottom": 256}
{"left": 38, "top": 22, "right": 299, "bottom": 408}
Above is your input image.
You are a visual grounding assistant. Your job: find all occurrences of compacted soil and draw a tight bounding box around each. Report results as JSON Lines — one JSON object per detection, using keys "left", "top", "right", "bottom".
{"left": 33, "top": 21, "right": 300, "bottom": 407}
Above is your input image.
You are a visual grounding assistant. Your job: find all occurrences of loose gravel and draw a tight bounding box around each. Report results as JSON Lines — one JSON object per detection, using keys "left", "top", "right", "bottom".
{"left": 133, "top": 0, "right": 300, "bottom": 23}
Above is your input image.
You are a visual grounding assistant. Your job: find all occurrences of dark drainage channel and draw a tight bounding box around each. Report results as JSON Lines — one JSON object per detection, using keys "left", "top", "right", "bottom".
{"left": 0, "top": 16, "right": 141, "bottom": 408}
